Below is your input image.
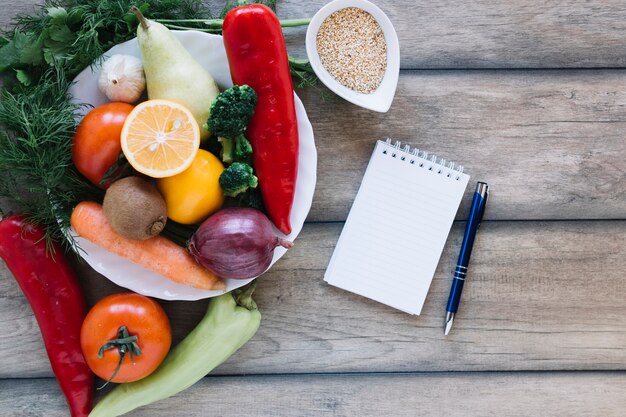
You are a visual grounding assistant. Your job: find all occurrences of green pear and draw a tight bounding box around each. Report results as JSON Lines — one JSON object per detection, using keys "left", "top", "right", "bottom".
{"left": 132, "top": 7, "right": 219, "bottom": 141}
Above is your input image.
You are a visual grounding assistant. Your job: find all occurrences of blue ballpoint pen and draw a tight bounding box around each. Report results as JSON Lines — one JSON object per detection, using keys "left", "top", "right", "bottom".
{"left": 444, "top": 181, "right": 489, "bottom": 335}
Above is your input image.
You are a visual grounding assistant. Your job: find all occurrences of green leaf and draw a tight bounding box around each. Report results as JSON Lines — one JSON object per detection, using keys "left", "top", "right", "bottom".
{"left": 43, "top": 40, "right": 71, "bottom": 66}
{"left": 0, "top": 31, "right": 34, "bottom": 71}
{"left": 19, "top": 33, "right": 44, "bottom": 66}
{"left": 42, "top": 24, "right": 76, "bottom": 66}
{"left": 66, "top": 8, "right": 85, "bottom": 26}
{"left": 0, "top": 41, "right": 19, "bottom": 72}
{"left": 123, "top": 11, "right": 137, "bottom": 29}
{"left": 48, "top": 25, "right": 75, "bottom": 44}
{"left": 42, "top": 49, "right": 55, "bottom": 66}
{"left": 15, "top": 69, "right": 32, "bottom": 86}
{"left": 12, "top": 31, "right": 31, "bottom": 50}
{"left": 258, "top": 0, "right": 277, "bottom": 11}
{"left": 47, "top": 7, "right": 68, "bottom": 25}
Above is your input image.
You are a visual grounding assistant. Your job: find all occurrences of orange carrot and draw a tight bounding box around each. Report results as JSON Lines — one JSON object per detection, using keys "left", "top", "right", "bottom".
{"left": 71, "top": 201, "right": 224, "bottom": 291}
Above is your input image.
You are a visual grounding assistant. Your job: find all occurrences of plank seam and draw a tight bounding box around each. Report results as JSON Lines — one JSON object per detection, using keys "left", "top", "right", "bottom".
{"left": 398, "top": 67, "right": 626, "bottom": 72}
{"left": 302, "top": 218, "right": 626, "bottom": 225}
{"left": 3, "top": 369, "right": 626, "bottom": 382}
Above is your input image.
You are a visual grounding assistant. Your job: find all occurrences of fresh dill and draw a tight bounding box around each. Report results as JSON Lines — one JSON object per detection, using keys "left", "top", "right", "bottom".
{"left": 0, "top": 69, "right": 102, "bottom": 251}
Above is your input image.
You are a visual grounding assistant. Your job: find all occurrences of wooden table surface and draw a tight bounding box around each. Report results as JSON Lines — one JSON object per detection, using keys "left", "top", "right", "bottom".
{"left": 2, "top": 1, "right": 626, "bottom": 416}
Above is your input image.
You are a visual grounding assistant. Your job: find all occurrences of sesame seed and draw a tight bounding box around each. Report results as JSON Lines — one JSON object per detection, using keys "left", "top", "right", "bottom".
{"left": 316, "top": 7, "right": 387, "bottom": 94}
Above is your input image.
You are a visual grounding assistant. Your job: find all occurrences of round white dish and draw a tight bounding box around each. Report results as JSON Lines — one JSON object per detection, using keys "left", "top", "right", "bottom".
{"left": 305, "top": 0, "right": 400, "bottom": 113}
{"left": 68, "top": 31, "right": 317, "bottom": 300}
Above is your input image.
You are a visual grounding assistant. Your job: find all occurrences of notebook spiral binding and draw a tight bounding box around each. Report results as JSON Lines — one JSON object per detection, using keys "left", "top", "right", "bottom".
{"left": 382, "top": 138, "right": 464, "bottom": 181}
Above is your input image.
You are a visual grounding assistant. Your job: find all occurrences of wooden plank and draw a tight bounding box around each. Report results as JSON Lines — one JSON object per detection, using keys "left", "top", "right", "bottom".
{"left": 2, "top": 220, "right": 625, "bottom": 378}
{"left": 279, "top": 0, "right": 626, "bottom": 69}
{"left": 3, "top": 1, "right": 626, "bottom": 69}
{"left": 0, "top": 2, "right": 39, "bottom": 29}
{"left": 2, "top": 372, "right": 626, "bottom": 416}
{"left": 299, "top": 69, "right": 626, "bottom": 222}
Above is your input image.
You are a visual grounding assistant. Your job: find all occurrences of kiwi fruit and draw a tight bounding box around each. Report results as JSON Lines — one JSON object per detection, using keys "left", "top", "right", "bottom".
{"left": 103, "top": 176, "right": 167, "bottom": 240}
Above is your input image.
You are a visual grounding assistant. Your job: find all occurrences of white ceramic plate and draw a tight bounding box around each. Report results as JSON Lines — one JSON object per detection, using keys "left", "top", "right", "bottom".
{"left": 68, "top": 31, "right": 317, "bottom": 300}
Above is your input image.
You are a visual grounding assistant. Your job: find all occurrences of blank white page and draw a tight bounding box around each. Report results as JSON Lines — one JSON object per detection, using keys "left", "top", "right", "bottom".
{"left": 324, "top": 139, "right": 470, "bottom": 315}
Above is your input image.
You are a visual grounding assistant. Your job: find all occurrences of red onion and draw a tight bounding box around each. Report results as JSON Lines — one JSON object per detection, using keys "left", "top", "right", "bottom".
{"left": 188, "top": 207, "right": 293, "bottom": 279}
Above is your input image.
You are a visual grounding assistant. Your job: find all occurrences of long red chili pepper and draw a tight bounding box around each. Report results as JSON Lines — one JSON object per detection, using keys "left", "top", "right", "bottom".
{"left": 223, "top": 4, "right": 299, "bottom": 235}
{"left": 0, "top": 216, "right": 93, "bottom": 417}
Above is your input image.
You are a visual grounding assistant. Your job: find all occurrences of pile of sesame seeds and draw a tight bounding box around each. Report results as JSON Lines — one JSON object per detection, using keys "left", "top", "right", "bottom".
{"left": 316, "top": 7, "right": 387, "bottom": 94}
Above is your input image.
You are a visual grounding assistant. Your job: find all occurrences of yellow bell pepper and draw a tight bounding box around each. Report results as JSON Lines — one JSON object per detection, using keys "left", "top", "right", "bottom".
{"left": 157, "top": 149, "right": 224, "bottom": 224}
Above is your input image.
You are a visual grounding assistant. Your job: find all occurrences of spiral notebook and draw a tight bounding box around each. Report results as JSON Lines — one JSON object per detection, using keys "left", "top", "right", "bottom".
{"left": 324, "top": 139, "right": 470, "bottom": 315}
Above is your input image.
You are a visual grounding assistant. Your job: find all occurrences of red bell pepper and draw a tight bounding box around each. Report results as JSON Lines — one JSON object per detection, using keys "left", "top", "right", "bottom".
{"left": 223, "top": 4, "right": 299, "bottom": 235}
{"left": 0, "top": 216, "right": 93, "bottom": 417}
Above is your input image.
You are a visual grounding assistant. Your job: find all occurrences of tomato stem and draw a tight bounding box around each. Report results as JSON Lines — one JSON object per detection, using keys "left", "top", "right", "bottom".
{"left": 97, "top": 325, "right": 142, "bottom": 390}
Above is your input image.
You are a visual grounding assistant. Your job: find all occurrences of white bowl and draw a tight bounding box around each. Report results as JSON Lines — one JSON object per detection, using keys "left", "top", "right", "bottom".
{"left": 305, "top": 0, "right": 400, "bottom": 113}
{"left": 68, "top": 31, "right": 317, "bottom": 301}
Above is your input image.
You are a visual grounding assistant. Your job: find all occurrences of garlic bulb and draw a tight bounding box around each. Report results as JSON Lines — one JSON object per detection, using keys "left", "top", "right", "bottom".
{"left": 98, "top": 54, "right": 146, "bottom": 103}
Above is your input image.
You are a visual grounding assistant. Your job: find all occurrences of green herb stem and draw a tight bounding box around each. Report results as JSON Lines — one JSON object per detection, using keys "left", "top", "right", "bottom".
{"left": 157, "top": 17, "right": 311, "bottom": 28}
{"left": 163, "top": 23, "right": 221, "bottom": 33}
{"left": 278, "top": 18, "right": 312, "bottom": 27}
{"left": 156, "top": 18, "right": 221, "bottom": 23}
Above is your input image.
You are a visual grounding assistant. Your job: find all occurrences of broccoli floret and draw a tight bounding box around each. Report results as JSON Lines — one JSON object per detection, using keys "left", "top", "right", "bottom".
{"left": 218, "top": 134, "right": 253, "bottom": 164}
{"left": 204, "top": 85, "right": 257, "bottom": 163}
{"left": 206, "top": 85, "right": 257, "bottom": 137}
{"left": 219, "top": 162, "right": 259, "bottom": 197}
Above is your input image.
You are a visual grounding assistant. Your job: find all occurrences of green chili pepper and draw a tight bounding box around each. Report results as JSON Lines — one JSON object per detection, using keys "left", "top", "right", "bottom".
{"left": 89, "top": 284, "right": 261, "bottom": 417}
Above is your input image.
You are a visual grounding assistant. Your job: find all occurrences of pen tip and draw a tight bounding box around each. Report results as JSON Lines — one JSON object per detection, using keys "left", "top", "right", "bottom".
{"left": 444, "top": 313, "right": 454, "bottom": 336}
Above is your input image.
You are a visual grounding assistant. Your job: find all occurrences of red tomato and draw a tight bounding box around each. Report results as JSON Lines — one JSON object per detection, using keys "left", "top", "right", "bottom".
{"left": 80, "top": 293, "right": 171, "bottom": 383}
{"left": 72, "top": 102, "right": 134, "bottom": 187}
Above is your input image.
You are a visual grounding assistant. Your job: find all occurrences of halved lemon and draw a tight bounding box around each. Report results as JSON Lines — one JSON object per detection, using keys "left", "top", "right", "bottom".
{"left": 121, "top": 99, "right": 201, "bottom": 178}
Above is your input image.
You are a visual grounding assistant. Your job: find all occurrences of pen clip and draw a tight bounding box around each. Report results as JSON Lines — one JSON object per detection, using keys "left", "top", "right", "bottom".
{"left": 476, "top": 182, "right": 489, "bottom": 224}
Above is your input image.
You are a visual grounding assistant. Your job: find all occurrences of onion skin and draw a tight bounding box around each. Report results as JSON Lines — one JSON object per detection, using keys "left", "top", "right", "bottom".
{"left": 189, "top": 208, "right": 293, "bottom": 279}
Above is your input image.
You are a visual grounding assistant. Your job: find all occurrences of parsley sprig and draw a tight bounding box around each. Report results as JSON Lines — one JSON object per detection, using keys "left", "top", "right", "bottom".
{"left": 0, "top": 68, "right": 102, "bottom": 251}
{"left": 1, "top": 0, "right": 212, "bottom": 84}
